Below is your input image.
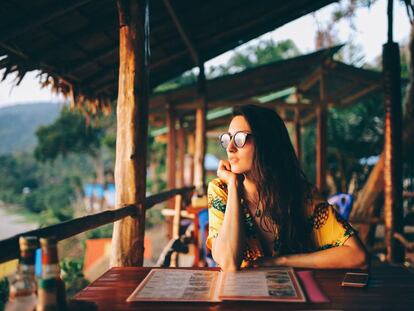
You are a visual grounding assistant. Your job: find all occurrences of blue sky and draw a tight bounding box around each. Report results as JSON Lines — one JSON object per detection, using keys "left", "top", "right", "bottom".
{"left": 0, "top": 0, "right": 411, "bottom": 107}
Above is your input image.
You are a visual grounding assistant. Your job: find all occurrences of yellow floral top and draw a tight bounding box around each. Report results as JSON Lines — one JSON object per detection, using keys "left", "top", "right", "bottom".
{"left": 206, "top": 178, "right": 355, "bottom": 268}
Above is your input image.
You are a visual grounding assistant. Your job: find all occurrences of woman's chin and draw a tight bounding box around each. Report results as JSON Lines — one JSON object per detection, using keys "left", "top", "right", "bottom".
{"left": 230, "top": 165, "right": 247, "bottom": 174}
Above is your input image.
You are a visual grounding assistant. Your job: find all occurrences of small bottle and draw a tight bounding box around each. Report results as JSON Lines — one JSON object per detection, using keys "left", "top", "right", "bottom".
{"left": 5, "top": 236, "right": 38, "bottom": 311}
{"left": 36, "top": 237, "right": 66, "bottom": 311}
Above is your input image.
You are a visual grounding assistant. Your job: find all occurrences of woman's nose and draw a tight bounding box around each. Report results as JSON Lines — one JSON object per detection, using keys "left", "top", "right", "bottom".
{"left": 226, "top": 138, "right": 237, "bottom": 153}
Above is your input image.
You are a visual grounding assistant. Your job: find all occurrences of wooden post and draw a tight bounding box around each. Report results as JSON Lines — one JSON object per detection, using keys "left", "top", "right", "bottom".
{"left": 316, "top": 70, "right": 327, "bottom": 196}
{"left": 294, "top": 108, "right": 301, "bottom": 162}
{"left": 383, "top": 0, "right": 404, "bottom": 263}
{"left": 170, "top": 119, "right": 186, "bottom": 266}
{"left": 186, "top": 133, "right": 195, "bottom": 186}
{"left": 166, "top": 104, "right": 177, "bottom": 208}
{"left": 193, "top": 64, "right": 207, "bottom": 194}
{"left": 111, "top": 0, "right": 150, "bottom": 267}
{"left": 166, "top": 104, "right": 177, "bottom": 241}
{"left": 177, "top": 119, "right": 186, "bottom": 189}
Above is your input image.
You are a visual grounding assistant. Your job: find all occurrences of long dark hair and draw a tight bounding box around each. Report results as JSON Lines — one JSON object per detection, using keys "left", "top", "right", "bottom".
{"left": 233, "top": 104, "right": 313, "bottom": 254}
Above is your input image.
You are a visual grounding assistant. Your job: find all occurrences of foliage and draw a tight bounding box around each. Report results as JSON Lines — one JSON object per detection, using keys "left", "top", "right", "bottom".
{"left": 86, "top": 224, "right": 113, "bottom": 239}
{"left": 301, "top": 94, "right": 385, "bottom": 193}
{"left": 0, "top": 152, "right": 93, "bottom": 224}
{"left": 34, "top": 107, "right": 104, "bottom": 161}
{"left": 209, "top": 39, "right": 301, "bottom": 77}
{"left": 60, "top": 258, "right": 89, "bottom": 298}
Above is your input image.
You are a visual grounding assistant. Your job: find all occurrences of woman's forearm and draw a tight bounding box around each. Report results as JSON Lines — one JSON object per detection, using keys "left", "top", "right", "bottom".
{"left": 282, "top": 245, "right": 367, "bottom": 269}
{"left": 211, "top": 179, "right": 246, "bottom": 271}
{"left": 257, "top": 243, "right": 367, "bottom": 269}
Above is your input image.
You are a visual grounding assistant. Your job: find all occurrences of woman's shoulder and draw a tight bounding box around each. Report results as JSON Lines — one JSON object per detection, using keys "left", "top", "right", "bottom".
{"left": 305, "top": 187, "right": 331, "bottom": 219}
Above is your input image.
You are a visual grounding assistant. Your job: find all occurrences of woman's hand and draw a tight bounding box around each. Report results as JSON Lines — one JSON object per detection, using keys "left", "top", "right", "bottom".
{"left": 217, "top": 160, "right": 238, "bottom": 185}
{"left": 252, "top": 256, "right": 287, "bottom": 268}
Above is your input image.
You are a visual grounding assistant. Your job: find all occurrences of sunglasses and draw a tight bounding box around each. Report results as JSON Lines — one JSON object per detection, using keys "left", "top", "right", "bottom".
{"left": 219, "top": 131, "right": 252, "bottom": 149}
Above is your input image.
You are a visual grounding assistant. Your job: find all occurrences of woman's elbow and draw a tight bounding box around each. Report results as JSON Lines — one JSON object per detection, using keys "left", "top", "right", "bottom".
{"left": 350, "top": 248, "right": 369, "bottom": 269}
{"left": 214, "top": 255, "right": 241, "bottom": 271}
{"left": 212, "top": 252, "right": 241, "bottom": 271}
{"left": 220, "top": 262, "right": 239, "bottom": 272}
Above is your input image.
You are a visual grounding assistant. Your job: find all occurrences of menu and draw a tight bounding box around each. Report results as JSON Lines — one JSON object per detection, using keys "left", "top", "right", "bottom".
{"left": 127, "top": 268, "right": 305, "bottom": 303}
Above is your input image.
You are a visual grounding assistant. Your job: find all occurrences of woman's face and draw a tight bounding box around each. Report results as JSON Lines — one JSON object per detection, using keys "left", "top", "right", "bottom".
{"left": 226, "top": 116, "right": 254, "bottom": 174}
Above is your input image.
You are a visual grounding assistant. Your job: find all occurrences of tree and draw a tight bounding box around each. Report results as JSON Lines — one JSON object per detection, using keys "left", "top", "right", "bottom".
{"left": 34, "top": 107, "right": 114, "bottom": 184}
{"left": 209, "top": 39, "right": 301, "bottom": 77}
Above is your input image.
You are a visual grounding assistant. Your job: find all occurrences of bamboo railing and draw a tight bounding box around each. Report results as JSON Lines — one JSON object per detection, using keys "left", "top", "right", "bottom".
{"left": 0, "top": 186, "right": 194, "bottom": 264}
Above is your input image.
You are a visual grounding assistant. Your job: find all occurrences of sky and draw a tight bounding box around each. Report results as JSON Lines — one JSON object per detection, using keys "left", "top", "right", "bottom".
{"left": 0, "top": 0, "right": 411, "bottom": 108}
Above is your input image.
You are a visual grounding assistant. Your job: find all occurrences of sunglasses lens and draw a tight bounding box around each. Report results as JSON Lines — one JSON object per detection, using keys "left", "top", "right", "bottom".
{"left": 220, "top": 134, "right": 231, "bottom": 149}
{"left": 234, "top": 132, "right": 247, "bottom": 148}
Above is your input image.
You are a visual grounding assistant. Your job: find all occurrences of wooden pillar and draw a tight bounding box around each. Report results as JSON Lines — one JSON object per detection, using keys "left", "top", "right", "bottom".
{"left": 186, "top": 132, "right": 195, "bottom": 186}
{"left": 177, "top": 119, "right": 186, "bottom": 189}
{"left": 316, "top": 70, "right": 327, "bottom": 196}
{"left": 111, "top": 0, "right": 150, "bottom": 267}
{"left": 193, "top": 64, "right": 207, "bottom": 194}
{"left": 166, "top": 104, "right": 177, "bottom": 240}
{"left": 383, "top": 0, "right": 404, "bottom": 263}
{"left": 294, "top": 108, "right": 302, "bottom": 162}
{"left": 166, "top": 104, "right": 177, "bottom": 207}
{"left": 170, "top": 119, "right": 186, "bottom": 266}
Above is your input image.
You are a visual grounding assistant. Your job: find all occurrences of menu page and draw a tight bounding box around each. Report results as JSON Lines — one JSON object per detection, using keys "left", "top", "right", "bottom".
{"left": 127, "top": 268, "right": 305, "bottom": 303}
{"left": 126, "top": 269, "right": 221, "bottom": 302}
{"left": 219, "top": 268, "right": 306, "bottom": 302}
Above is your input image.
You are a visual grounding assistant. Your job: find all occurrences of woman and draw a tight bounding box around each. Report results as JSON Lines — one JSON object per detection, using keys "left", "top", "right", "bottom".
{"left": 206, "top": 104, "right": 367, "bottom": 271}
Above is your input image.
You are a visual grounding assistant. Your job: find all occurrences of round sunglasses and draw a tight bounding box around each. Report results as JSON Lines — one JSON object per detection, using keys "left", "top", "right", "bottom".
{"left": 219, "top": 131, "right": 252, "bottom": 149}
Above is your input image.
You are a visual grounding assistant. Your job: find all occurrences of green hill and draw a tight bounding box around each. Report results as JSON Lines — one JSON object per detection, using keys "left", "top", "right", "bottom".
{"left": 0, "top": 103, "right": 61, "bottom": 154}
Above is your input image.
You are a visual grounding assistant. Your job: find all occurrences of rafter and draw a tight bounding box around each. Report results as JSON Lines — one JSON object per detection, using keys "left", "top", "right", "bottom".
{"left": 70, "top": 45, "right": 118, "bottom": 74}
{"left": 340, "top": 83, "right": 381, "bottom": 106}
{"left": 0, "top": 0, "right": 93, "bottom": 42}
{"left": 297, "top": 67, "right": 321, "bottom": 92}
{"left": 163, "top": 0, "right": 200, "bottom": 65}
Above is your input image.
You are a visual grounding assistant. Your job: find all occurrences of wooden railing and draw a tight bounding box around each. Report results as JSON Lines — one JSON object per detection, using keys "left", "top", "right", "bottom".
{"left": 0, "top": 186, "right": 194, "bottom": 264}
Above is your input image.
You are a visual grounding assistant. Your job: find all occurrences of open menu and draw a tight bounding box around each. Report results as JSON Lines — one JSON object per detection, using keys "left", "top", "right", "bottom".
{"left": 127, "top": 268, "right": 306, "bottom": 303}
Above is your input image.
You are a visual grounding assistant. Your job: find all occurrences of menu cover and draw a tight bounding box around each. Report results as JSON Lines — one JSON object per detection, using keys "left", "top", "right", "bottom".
{"left": 127, "top": 268, "right": 306, "bottom": 303}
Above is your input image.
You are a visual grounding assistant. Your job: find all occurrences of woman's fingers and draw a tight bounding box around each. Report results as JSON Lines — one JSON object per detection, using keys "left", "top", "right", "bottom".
{"left": 217, "top": 160, "right": 235, "bottom": 183}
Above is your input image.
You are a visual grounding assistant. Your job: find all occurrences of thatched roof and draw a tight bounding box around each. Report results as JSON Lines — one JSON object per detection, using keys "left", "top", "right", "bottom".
{"left": 0, "top": 0, "right": 337, "bottom": 111}
{"left": 149, "top": 45, "right": 383, "bottom": 128}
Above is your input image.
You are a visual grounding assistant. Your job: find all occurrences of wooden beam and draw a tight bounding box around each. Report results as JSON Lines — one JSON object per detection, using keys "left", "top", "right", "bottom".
{"left": 84, "top": 68, "right": 117, "bottom": 89}
{"left": 111, "top": 0, "right": 150, "bottom": 267}
{"left": 297, "top": 67, "right": 321, "bottom": 92}
{"left": 40, "top": 22, "right": 116, "bottom": 60}
{"left": 0, "top": 0, "right": 93, "bottom": 42}
{"left": 163, "top": 0, "right": 199, "bottom": 65}
{"left": 0, "top": 186, "right": 194, "bottom": 264}
{"left": 327, "top": 61, "right": 382, "bottom": 85}
{"left": 70, "top": 45, "right": 118, "bottom": 74}
{"left": 340, "top": 83, "right": 382, "bottom": 106}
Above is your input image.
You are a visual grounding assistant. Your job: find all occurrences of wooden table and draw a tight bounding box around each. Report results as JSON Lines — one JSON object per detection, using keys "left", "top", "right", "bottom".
{"left": 73, "top": 265, "right": 414, "bottom": 310}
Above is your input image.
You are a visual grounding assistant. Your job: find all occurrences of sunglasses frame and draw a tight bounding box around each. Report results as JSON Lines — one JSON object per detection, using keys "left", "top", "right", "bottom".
{"left": 219, "top": 131, "right": 252, "bottom": 149}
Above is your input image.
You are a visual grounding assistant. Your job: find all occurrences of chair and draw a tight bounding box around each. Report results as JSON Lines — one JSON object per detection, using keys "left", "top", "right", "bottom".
{"left": 328, "top": 193, "right": 353, "bottom": 221}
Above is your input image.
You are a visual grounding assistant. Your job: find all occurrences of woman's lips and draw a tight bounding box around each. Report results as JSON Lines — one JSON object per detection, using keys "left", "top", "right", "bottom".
{"left": 229, "top": 157, "right": 239, "bottom": 164}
